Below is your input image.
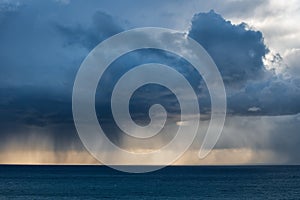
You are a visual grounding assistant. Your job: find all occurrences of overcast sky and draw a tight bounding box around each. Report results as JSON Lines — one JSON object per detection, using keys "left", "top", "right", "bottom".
{"left": 0, "top": 0, "right": 300, "bottom": 165}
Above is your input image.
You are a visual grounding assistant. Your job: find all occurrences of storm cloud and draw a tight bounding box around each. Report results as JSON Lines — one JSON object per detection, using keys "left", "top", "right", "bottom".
{"left": 0, "top": 0, "right": 299, "bottom": 164}
{"left": 188, "top": 10, "right": 300, "bottom": 116}
{"left": 189, "top": 10, "right": 269, "bottom": 84}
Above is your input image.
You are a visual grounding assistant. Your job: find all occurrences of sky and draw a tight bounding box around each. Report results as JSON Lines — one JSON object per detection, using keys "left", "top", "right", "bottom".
{"left": 0, "top": 0, "right": 300, "bottom": 165}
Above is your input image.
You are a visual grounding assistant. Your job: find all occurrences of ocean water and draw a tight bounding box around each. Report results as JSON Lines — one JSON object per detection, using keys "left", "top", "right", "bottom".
{"left": 0, "top": 165, "right": 299, "bottom": 199}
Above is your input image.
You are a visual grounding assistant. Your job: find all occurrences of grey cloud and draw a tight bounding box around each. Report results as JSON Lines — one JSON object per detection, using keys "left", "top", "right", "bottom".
{"left": 0, "top": 1, "right": 299, "bottom": 165}
{"left": 56, "top": 11, "right": 123, "bottom": 50}
{"left": 189, "top": 10, "right": 269, "bottom": 85}
{"left": 284, "top": 49, "right": 300, "bottom": 78}
{"left": 214, "top": 114, "right": 300, "bottom": 164}
{"left": 189, "top": 10, "right": 300, "bottom": 115}
{"left": 228, "top": 76, "right": 300, "bottom": 115}
{"left": 1, "top": 4, "right": 299, "bottom": 130}
{"left": 0, "top": 2, "right": 124, "bottom": 129}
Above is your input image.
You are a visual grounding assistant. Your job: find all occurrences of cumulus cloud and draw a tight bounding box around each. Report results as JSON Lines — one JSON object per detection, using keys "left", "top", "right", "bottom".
{"left": 188, "top": 10, "right": 300, "bottom": 116}
{"left": 189, "top": 10, "right": 269, "bottom": 85}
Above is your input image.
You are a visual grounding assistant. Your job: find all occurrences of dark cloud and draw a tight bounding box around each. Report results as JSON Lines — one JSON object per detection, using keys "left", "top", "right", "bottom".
{"left": 56, "top": 11, "right": 123, "bottom": 49}
{"left": 0, "top": 5, "right": 299, "bottom": 130}
{"left": 0, "top": 1, "right": 299, "bottom": 164}
{"left": 189, "top": 10, "right": 269, "bottom": 85}
{"left": 228, "top": 76, "right": 300, "bottom": 115}
{"left": 189, "top": 10, "right": 300, "bottom": 115}
{"left": 0, "top": 1, "right": 124, "bottom": 148}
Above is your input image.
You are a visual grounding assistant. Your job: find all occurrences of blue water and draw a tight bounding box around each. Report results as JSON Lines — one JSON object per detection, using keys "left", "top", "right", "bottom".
{"left": 0, "top": 165, "right": 299, "bottom": 199}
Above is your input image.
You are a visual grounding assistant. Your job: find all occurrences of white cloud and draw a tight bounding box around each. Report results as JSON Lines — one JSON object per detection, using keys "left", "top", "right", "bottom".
{"left": 248, "top": 107, "right": 261, "bottom": 112}
{"left": 225, "top": 0, "right": 300, "bottom": 74}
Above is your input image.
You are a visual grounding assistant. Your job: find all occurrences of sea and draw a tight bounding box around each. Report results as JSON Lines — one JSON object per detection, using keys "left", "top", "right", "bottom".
{"left": 0, "top": 165, "right": 299, "bottom": 199}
